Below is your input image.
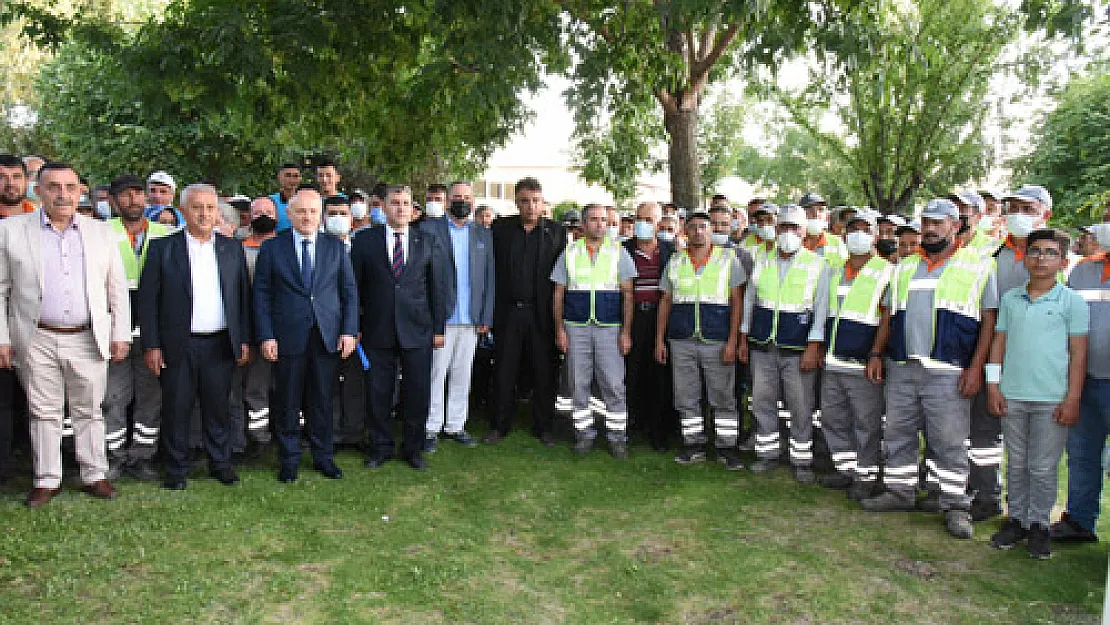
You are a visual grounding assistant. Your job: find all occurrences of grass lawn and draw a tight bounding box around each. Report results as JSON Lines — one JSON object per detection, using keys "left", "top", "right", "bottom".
{"left": 0, "top": 424, "right": 1105, "bottom": 624}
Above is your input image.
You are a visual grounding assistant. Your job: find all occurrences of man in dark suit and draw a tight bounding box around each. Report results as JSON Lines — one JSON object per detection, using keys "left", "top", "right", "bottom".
{"left": 486, "top": 177, "right": 568, "bottom": 445}
{"left": 138, "top": 183, "right": 251, "bottom": 490}
{"left": 351, "top": 184, "right": 447, "bottom": 471}
{"left": 254, "top": 189, "right": 359, "bottom": 483}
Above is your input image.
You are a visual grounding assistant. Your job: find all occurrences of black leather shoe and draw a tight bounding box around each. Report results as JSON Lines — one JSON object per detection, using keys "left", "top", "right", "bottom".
{"left": 163, "top": 477, "right": 187, "bottom": 490}
{"left": 278, "top": 467, "right": 298, "bottom": 483}
{"left": 313, "top": 460, "right": 343, "bottom": 479}
{"left": 540, "top": 432, "right": 558, "bottom": 448}
{"left": 209, "top": 467, "right": 240, "bottom": 485}
{"left": 405, "top": 454, "right": 428, "bottom": 471}
{"left": 364, "top": 456, "right": 390, "bottom": 469}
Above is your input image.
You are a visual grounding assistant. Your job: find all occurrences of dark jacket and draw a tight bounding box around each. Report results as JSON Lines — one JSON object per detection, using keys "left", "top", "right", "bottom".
{"left": 491, "top": 215, "right": 567, "bottom": 337}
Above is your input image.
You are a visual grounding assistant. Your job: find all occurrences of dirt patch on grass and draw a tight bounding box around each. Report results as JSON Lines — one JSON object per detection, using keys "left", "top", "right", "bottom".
{"left": 262, "top": 561, "right": 333, "bottom": 624}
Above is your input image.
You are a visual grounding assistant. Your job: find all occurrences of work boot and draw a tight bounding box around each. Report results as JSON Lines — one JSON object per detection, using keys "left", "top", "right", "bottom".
{"left": 1049, "top": 512, "right": 1099, "bottom": 543}
{"left": 818, "top": 472, "right": 853, "bottom": 490}
{"left": 737, "top": 432, "right": 756, "bottom": 453}
{"left": 793, "top": 467, "right": 816, "bottom": 484}
{"left": 860, "top": 490, "right": 916, "bottom": 512}
{"left": 970, "top": 498, "right": 1002, "bottom": 522}
{"left": 423, "top": 436, "right": 438, "bottom": 454}
{"left": 674, "top": 445, "right": 706, "bottom": 465}
{"left": 106, "top": 458, "right": 126, "bottom": 481}
{"left": 609, "top": 440, "right": 628, "bottom": 460}
{"left": 748, "top": 458, "right": 779, "bottom": 474}
{"left": 945, "top": 510, "right": 974, "bottom": 539}
{"left": 1027, "top": 523, "right": 1052, "bottom": 559}
{"left": 126, "top": 459, "right": 160, "bottom": 482}
{"left": 990, "top": 518, "right": 1027, "bottom": 550}
{"left": 847, "top": 481, "right": 881, "bottom": 502}
{"left": 573, "top": 435, "right": 593, "bottom": 456}
{"left": 717, "top": 448, "right": 744, "bottom": 471}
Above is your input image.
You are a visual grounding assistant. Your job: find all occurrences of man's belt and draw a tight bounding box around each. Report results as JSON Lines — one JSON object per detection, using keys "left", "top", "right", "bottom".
{"left": 635, "top": 302, "right": 658, "bottom": 311}
{"left": 37, "top": 322, "right": 89, "bottom": 334}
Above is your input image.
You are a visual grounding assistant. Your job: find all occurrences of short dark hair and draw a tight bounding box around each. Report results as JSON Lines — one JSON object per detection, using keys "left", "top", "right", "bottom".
{"left": 1027, "top": 228, "right": 1071, "bottom": 255}
{"left": 474, "top": 204, "right": 492, "bottom": 215}
{"left": 323, "top": 195, "right": 350, "bottom": 208}
{"left": 620, "top": 214, "right": 634, "bottom": 223}
{"left": 426, "top": 183, "right": 448, "bottom": 195}
{"left": 315, "top": 157, "right": 338, "bottom": 170}
{"left": 0, "top": 154, "right": 26, "bottom": 172}
{"left": 37, "top": 161, "right": 78, "bottom": 182}
{"left": 708, "top": 204, "right": 730, "bottom": 216}
{"left": 383, "top": 184, "right": 411, "bottom": 198}
{"left": 711, "top": 194, "right": 729, "bottom": 204}
{"left": 370, "top": 183, "right": 388, "bottom": 201}
{"left": 582, "top": 203, "right": 606, "bottom": 219}
{"left": 296, "top": 183, "right": 321, "bottom": 193}
{"left": 278, "top": 162, "right": 301, "bottom": 172}
{"left": 513, "top": 177, "right": 542, "bottom": 196}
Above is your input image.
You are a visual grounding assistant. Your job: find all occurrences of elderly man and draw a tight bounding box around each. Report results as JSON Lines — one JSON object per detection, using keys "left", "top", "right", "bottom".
{"left": 0, "top": 162, "right": 131, "bottom": 508}
{"left": 138, "top": 183, "right": 252, "bottom": 490}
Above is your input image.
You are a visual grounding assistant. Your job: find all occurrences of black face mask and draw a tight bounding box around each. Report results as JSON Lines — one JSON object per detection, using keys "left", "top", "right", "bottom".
{"left": 251, "top": 215, "right": 277, "bottom": 234}
{"left": 876, "top": 238, "right": 898, "bottom": 256}
{"left": 921, "top": 237, "right": 949, "bottom": 254}
{"left": 958, "top": 215, "right": 971, "bottom": 235}
{"left": 449, "top": 200, "right": 472, "bottom": 220}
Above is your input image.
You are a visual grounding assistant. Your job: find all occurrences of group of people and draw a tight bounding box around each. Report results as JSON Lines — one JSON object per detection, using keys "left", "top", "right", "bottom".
{"left": 1, "top": 153, "right": 1109, "bottom": 562}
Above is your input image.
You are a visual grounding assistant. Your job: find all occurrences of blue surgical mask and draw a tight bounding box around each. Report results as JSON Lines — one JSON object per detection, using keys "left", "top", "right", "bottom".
{"left": 94, "top": 200, "right": 112, "bottom": 220}
{"left": 633, "top": 220, "right": 655, "bottom": 240}
{"left": 657, "top": 230, "right": 675, "bottom": 242}
{"left": 370, "top": 206, "right": 387, "bottom": 225}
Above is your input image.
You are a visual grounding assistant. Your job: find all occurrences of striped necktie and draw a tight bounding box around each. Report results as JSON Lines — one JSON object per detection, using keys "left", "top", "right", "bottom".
{"left": 392, "top": 231, "right": 404, "bottom": 278}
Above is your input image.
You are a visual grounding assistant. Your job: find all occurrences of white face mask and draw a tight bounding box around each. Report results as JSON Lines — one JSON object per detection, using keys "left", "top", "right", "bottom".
{"left": 710, "top": 233, "right": 730, "bottom": 246}
{"left": 1092, "top": 223, "right": 1110, "bottom": 249}
{"left": 777, "top": 231, "right": 802, "bottom": 254}
{"left": 633, "top": 220, "right": 655, "bottom": 240}
{"left": 424, "top": 201, "right": 445, "bottom": 218}
{"left": 324, "top": 214, "right": 351, "bottom": 236}
{"left": 605, "top": 225, "right": 620, "bottom": 239}
{"left": 845, "top": 231, "right": 874, "bottom": 255}
{"left": 1005, "top": 213, "right": 1037, "bottom": 238}
{"left": 94, "top": 200, "right": 112, "bottom": 220}
{"left": 731, "top": 218, "right": 742, "bottom": 231}
{"left": 657, "top": 230, "right": 675, "bottom": 242}
{"left": 806, "top": 218, "right": 827, "bottom": 236}
{"left": 350, "top": 202, "right": 368, "bottom": 220}
{"left": 756, "top": 225, "right": 777, "bottom": 241}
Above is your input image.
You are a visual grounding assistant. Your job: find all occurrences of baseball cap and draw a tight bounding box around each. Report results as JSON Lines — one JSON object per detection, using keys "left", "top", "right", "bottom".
{"left": 978, "top": 189, "right": 1000, "bottom": 201}
{"left": 561, "top": 209, "right": 581, "bottom": 226}
{"left": 751, "top": 202, "right": 779, "bottom": 217}
{"left": 798, "top": 192, "right": 826, "bottom": 208}
{"left": 147, "top": 170, "right": 176, "bottom": 190}
{"left": 778, "top": 205, "right": 807, "bottom": 227}
{"left": 878, "top": 214, "right": 906, "bottom": 227}
{"left": 109, "top": 174, "right": 145, "bottom": 197}
{"left": 895, "top": 219, "right": 922, "bottom": 236}
{"left": 1002, "top": 185, "right": 1053, "bottom": 210}
{"left": 945, "top": 191, "right": 985, "bottom": 213}
{"left": 846, "top": 211, "right": 877, "bottom": 229}
{"left": 686, "top": 210, "right": 711, "bottom": 222}
{"left": 920, "top": 198, "right": 960, "bottom": 221}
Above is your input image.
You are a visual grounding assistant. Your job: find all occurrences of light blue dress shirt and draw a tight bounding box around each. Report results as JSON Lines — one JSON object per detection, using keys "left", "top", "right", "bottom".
{"left": 447, "top": 219, "right": 472, "bottom": 325}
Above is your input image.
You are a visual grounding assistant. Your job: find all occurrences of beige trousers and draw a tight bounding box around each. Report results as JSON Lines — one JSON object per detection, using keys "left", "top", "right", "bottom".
{"left": 17, "top": 328, "right": 109, "bottom": 488}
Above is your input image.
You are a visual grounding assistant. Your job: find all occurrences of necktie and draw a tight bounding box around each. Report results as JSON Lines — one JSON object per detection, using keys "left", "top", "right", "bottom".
{"left": 301, "top": 238, "right": 313, "bottom": 290}
{"left": 392, "top": 231, "right": 404, "bottom": 278}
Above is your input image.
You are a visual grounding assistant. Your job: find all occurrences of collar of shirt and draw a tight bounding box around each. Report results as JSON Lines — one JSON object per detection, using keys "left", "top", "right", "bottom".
{"left": 1020, "top": 280, "right": 1064, "bottom": 303}
{"left": 447, "top": 217, "right": 470, "bottom": 232}
{"left": 185, "top": 229, "right": 215, "bottom": 248}
{"left": 40, "top": 209, "right": 79, "bottom": 232}
{"left": 1004, "top": 234, "right": 1026, "bottom": 262}
{"left": 292, "top": 229, "right": 316, "bottom": 248}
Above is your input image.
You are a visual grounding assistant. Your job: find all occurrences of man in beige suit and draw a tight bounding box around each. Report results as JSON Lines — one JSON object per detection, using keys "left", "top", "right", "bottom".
{"left": 0, "top": 162, "right": 131, "bottom": 508}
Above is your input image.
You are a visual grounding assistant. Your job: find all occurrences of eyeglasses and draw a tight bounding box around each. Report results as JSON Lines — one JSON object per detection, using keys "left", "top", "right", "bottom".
{"left": 1026, "top": 248, "right": 1062, "bottom": 260}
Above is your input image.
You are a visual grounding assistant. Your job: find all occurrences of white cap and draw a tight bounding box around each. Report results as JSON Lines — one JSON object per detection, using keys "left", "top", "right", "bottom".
{"left": 147, "top": 170, "right": 176, "bottom": 190}
{"left": 778, "top": 205, "right": 807, "bottom": 228}
{"left": 1003, "top": 185, "right": 1053, "bottom": 210}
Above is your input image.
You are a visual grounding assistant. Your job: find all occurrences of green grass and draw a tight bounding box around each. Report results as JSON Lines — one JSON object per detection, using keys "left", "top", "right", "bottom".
{"left": 0, "top": 429, "right": 1105, "bottom": 624}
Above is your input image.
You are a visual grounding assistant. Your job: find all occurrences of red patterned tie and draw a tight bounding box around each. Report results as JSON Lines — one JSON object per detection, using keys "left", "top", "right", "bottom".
{"left": 392, "top": 231, "right": 404, "bottom": 278}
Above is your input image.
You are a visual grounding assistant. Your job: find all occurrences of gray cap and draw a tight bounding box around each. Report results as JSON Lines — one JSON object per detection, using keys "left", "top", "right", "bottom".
{"left": 878, "top": 214, "right": 906, "bottom": 227}
{"left": 846, "top": 211, "right": 877, "bottom": 229}
{"left": 920, "top": 198, "right": 960, "bottom": 221}
{"left": 778, "top": 205, "right": 807, "bottom": 227}
{"left": 1003, "top": 184, "right": 1053, "bottom": 210}
{"left": 798, "top": 192, "right": 826, "bottom": 208}
{"left": 751, "top": 201, "right": 778, "bottom": 217}
{"left": 561, "top": 209, "right": 581, "bottom": 226}
{"left": 945, "top": 191, "right": 985, "bottom": 213}
{"left": 896, "top": 220, "right": 921, "bottom": 235}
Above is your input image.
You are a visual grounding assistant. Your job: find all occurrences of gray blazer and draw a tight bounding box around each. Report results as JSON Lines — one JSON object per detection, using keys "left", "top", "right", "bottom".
{"left": 422, "top": 216, "right": 495, "bottom": 327}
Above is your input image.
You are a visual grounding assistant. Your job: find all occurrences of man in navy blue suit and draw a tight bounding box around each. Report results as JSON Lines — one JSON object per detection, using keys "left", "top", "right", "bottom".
{"left": 253, "top": 188, "right": 359, "bottom": 483}
{"left": 351, "top": 184, "right": 448, "bottom": 471}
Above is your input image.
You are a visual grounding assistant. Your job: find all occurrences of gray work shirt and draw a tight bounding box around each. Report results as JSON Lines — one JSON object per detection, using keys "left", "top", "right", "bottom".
{"left": 740, "top": 253, "right": 831, "bottom": 343}
{"left": 550, "top": 244, "right": 638, "bottom": 285}
{"left": 883, "top": 257, "right": 998, "bottom": 374}
{"left": 1066, "top": 260, "right": 1110, "bottom": 379}
{"left": 994, "top": 246, "right": 1030, "bottom": 300}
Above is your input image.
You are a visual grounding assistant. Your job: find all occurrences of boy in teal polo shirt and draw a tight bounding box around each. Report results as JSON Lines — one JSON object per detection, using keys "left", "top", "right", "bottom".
{"left": 986, "top": 228, "right": 1089, "bottom": 559}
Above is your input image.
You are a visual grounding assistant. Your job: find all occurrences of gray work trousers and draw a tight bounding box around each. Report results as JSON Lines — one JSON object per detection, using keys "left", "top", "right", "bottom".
{"left": 670, "top": 338, "right": 738, "bottom": 448}
{"left": 103, "top": 344, "right": 162, "bottom": 462}
{"left": 820, "top": 369, "right": 884, "bottom": 483}
{"left": 1002, "top": 399, "right": 1069, "bottom": 527}
{"left": 567, "top": 324, "right": 627, "bottom": 443}
{"left": 883, "top": 360, "right": 971, "bottom": 511}
{"left": 750, "top": 347, "right": 814, "bottom": 466}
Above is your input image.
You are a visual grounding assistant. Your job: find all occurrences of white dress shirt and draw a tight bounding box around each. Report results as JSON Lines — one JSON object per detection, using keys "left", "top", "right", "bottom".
{"left": 185, "top": 230, "right": 228, "bottom": 333}
{"left": 384, "top": 224, "right": 409, "bottom": 267}
{"left": 292, "top": 229, "right": 317, "bottom": 273}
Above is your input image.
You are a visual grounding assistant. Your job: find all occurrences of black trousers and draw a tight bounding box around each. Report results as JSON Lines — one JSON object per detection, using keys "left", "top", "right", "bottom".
{"left": 273, "top": 329, "right": 339, "bottom": 469}
{"left": 625, "top": 306, "right": 674, "bottom": 447}
{"left": 334, "top": 350, "right": 367, "bottom": 446}
{"left": 0, "top": 367, "right": 26, "bottom": 477}
{"left": 366, "top": 345, "right": 431, "bottom": 460}
{"left": 160, "top": 332, "right": 236, "bottom": 479}
{"left": 492, "top": 305, "right": 555, "bottom": 437}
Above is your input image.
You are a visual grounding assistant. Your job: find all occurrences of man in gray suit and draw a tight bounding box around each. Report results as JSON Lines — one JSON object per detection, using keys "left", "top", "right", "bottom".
{"left": 423, "top": 181, "right": 495, "bottom": 451}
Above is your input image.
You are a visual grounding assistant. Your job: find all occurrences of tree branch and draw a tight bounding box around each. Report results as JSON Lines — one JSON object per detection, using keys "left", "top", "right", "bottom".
{"left": 692, "top": 22, "right": 740, "bottom": 80}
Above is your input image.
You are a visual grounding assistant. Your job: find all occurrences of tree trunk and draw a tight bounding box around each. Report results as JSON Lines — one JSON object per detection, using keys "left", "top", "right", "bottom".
{"left": 664, "top": 104, "right": 701, "bottom": 210}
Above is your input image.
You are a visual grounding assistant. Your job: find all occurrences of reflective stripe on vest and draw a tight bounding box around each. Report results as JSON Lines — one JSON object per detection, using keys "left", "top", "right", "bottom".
{"left": 889, "top": 248, "right": 992, "bottom": 370}
{"left": 109, "top": 218, "right": 171, "bottom": 289}
{"left": 819, "top": 233, "right": 848, "bottom": 269}
{"left": 750, "top": 247, "right": 823, "bottom": 349}
{"left": 564, "top": 237, "right": 622, "bottom": 326}
{"left": 966, "top": 231, "right": 1002, "bottom": 258}
{"left": 668, "top": 246, "right": 732, "bottom": 342}
{"left": 826, "top": 255, "right": 891, "bottom": 368}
